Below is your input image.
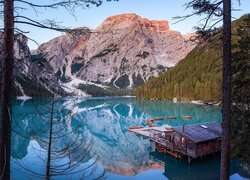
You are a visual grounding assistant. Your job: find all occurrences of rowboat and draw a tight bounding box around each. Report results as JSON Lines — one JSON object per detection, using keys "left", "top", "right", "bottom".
{"left": 153, "top": 117, "right": 164, "bottom": 121}
{"left": 168, "top": 116, "right": 177, "bottom": 119}
{"left": 182, "top": 116, "right": 192, "bottom": 120}
{"left": 128, "top": 126, "right": 144, "bottom": 129}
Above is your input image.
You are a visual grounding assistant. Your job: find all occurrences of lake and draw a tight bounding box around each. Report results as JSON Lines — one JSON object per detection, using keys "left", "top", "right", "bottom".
{"left": 10, "top": 97, "right": 247, "bottom": 179}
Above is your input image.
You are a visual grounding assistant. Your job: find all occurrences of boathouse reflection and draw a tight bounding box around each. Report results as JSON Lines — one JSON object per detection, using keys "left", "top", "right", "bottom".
{"left": 149, "top": 151, "right": 240, "bottom": 180}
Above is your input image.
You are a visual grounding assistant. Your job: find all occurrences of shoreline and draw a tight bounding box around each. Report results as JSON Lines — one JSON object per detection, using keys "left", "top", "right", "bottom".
{"left": 15, "top": 95, "right": 221, "bottom": 107}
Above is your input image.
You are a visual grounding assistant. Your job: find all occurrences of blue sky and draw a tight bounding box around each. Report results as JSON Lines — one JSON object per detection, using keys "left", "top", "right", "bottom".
{"left": 11, "top": 0, "right": 250, "bottom": 49}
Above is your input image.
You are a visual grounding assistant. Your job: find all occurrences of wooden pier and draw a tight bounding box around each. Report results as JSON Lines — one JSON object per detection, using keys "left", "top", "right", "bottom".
{"left": 128, "top": 125, "right": 172, "bottom": 137}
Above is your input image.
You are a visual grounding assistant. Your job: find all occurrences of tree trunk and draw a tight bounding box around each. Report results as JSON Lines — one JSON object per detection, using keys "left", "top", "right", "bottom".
{"left": 220, "top": 0, "right": 232, "bottom": 179}
{"left": 0, "top": 0, "right": 14, "bottom": 179}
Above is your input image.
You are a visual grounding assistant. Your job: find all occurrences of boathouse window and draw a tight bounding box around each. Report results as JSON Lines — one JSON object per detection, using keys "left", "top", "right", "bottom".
{"left": 167, "top": 135, "right": 171, "bottom": 142}
{"left": 169, "top": 135, "right": 173, "bottom": 143}
{"left": 174, "top": 135, "right": 181, "bottom": 145}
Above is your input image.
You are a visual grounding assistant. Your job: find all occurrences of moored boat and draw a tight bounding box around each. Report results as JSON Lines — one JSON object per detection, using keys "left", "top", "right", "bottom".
{"left": 128, "top": 126, "right": 144, "bottom": 129}
{"left": 168, "top": 116, "right": 177, "bottom": 119}
{"left": 182, "top": 116, "right": 192, "bottom": 120}
{"left": 153, "top": 117, "right": 164, "bottom": 121}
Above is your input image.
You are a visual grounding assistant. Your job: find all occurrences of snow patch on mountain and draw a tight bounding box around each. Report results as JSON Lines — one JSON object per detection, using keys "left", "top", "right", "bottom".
{"left": 60, "top": 77, "right": 89, "bottom": 96}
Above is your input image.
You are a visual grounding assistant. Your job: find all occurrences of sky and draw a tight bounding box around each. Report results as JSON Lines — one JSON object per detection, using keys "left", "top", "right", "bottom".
{"left": 9, "top": 0, "right": 250, "bottom": 49}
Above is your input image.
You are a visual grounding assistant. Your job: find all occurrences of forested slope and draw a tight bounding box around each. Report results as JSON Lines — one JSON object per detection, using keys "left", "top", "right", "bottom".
{"left": 136, "top": 14, "right": 249, "bottom": 102}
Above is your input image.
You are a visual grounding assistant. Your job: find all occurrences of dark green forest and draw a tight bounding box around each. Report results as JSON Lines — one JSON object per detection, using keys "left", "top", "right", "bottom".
{"left": 136, "top": 14, "right": 250, "bottom": 102}
{"left": 230, "top": 14, "right": 250, "bottom": 164}
{"left": 136, "top": 14, "right": 250, "bottom": 163}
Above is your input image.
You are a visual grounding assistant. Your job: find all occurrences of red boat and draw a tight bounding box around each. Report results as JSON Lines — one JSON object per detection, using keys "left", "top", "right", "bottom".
{"left": 168, "top": 116, "right": 177, "bottom": 119}
{"left": 153, "top": 117, "right": 164, "bottom": 121}
{"left": 182, "top": 116, "right": 192, "bottom": 120}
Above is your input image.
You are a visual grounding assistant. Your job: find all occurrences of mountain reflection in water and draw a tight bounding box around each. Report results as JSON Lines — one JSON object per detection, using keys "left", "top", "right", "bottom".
{"left": 11, "top": 97, "right": 244, "bottom": 179}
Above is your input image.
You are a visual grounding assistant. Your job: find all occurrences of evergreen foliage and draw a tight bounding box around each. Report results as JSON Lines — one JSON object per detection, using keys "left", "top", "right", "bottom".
{"left": 136, "top": 15, "right": 249, "bottom": 102}
{"left": 231, "top": 14, "right": 250, "bottom": 164}
{"left": 78, "top": 83, "right": 135, "bottom": 97}
{"left": 14, "top": 75, "right": 53, "bottom": 97}
{"left": 136, "top": 42, "right": 222, "bottom": 101}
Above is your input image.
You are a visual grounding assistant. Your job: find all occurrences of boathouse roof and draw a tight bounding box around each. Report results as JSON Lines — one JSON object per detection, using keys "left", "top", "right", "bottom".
{"left": 172, "top": 122, "right": 222, "bottom": 143}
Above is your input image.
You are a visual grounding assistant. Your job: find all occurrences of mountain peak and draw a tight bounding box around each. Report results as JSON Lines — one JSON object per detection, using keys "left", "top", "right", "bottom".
{"left": 103, "top": 13, "right": 169, "bottom": 32}
{"left": 35, "top": 13, "right": 195, "bottom": 91}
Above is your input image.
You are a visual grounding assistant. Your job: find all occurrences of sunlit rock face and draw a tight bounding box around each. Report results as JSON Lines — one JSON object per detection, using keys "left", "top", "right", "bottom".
{"left": 36, "top": 13, "right": 195, "bottom": 89}
{"left": 103, "top": 13, "right": 169, "bottom": 32}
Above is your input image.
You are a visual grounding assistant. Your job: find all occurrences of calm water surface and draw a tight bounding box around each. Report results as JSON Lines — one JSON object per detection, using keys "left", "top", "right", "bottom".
{"left": 11, "top": 97, "right": 247, "bottom": 179}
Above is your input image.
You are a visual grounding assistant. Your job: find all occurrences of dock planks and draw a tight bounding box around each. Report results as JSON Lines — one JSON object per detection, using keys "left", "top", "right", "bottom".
{"left": 128, "top": 125, "right": 172, "bottom": 137}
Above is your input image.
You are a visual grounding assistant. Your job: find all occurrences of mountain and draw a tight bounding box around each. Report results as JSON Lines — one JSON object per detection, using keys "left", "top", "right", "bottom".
{"left": 34, "top": 13, "right": 195, "bottom": 95}
{"left": 1, "top": 14, "right": 195, "bottom": 97}
{"left": 136, "top": 14, "right": 250, "bottom": 102}
{"left": 0, "top": 32, "right": 65, "bottom": 97}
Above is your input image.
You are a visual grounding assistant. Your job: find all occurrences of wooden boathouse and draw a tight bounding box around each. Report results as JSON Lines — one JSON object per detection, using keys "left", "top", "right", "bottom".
{"left": 149, "top": 122, "right": 222, "bottom": 162}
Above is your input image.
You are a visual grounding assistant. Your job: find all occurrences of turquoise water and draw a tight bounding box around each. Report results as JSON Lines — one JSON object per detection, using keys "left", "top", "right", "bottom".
{"left": 10, "top": 97, "right": 247, "bottom": 179}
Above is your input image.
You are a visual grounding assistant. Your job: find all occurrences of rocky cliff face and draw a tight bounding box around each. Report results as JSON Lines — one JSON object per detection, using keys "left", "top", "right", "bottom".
{"left": 0, "top": 32, "right": 65, "bottom": 97}
{"left": 0, "top": 31, "right": 31, "bottom": 74}
{"left": 35, "top": 31, "right": 89, "bottom": 78}
{"left": 35, "top": 13, "right": 195, "bottom": 91}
